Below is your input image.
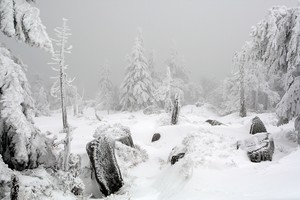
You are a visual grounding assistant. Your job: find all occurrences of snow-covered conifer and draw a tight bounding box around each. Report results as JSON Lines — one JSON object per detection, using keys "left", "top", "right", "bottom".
{"left": 154, "top": 67, "right": 172, "bottom": 112}
{"left": 96, "top": 62, "right": 113, "bottom": 114}
{"left": 120, "top": 29, "right": 154, "bottom": 111}
{"left": 0, "top": 0, "right": 53, "bottom": 51}
{"left": 0, "top": 45, "right": 35, "bottom": 169}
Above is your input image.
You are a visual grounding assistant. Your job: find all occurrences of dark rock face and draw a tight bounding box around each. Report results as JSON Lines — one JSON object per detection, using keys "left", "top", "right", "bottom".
{"left": 86, "top": 136, "right": 123, "bottom": 196}
{"left": 171, "top": 96, "right": 180, "bottom": 125}
{"left": 171, "top": 153, "right": 185, "bottom": 165}
{"left": 71, "top": 184, "right": 84, "bottom": 196}
{"left": 237, "top": 132, "right": 274, "bottom": 162}
{"left": 151, "top": 133, "right": 161, "bottom": 142}
{"left": 277, "top": 117, "right": 289, "bottom": 127}
{"left": 250, "top": 116, "right": 267, "bottom": 135}
{"left": 206, "top": 119, "right": 223, "bottom": 126}
{"left": 115, "top": 125, "right": 135, "bottom": 148}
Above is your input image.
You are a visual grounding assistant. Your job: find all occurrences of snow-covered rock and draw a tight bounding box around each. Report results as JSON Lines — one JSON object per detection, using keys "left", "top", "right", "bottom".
{"left": 86, "top": 135, "right": 123, "bottom": 196}
{"left": 250, "top": 116, "right": 267, "bottom": 135}
{"left": 205, "top": 119, "right": 224, "bottom": 126}
{"left": 237, "top": 132, "right": 274, "bottom": 162}
{"left": 151, "top": 133, "right": 161, "bottom": 142}
{"left": 93, "top": 122, "right": 134, "bottom": 148}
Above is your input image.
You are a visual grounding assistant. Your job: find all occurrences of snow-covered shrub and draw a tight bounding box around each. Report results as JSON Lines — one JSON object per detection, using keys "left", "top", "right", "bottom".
{"left": 0, "top": 156, "right": 12, "bottom": 199}
{"left": 115, "top": 143, "right": 148, "bottom": 169}
{"left": 170, "top": 129, "right": 238, "bottom": 168}
{"left": 55, "top": 170, "right": 85, "bottom": 196}
{"left": 27, "top": 131, "right": 57, "bottom": 169}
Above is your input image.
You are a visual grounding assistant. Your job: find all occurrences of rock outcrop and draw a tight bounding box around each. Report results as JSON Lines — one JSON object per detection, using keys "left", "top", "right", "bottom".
{"left": 237, "top": 132, "right": 274, "bottom": 162}
{"left": 151, "top": 133, "right": 161, "bottom": 142}
{"left": 86, "top": 135, "right": 123, "bottom": 196}
{"left": 250, "top": 116, "right": 267, "bottom": 135}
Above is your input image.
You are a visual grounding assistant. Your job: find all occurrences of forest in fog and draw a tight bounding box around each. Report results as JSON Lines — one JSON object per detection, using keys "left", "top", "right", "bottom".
{"left": 0, "top": 1, "right": 300, "bottom": 200}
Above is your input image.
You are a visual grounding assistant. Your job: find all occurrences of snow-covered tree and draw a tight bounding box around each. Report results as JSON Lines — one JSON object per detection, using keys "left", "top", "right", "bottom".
{"left": 0, "top": 45, "right": 36, "bottom": 170}
{"left": 95, "top": 62, "right": 113, "bottom": 114}
{"left": 34, "top": 86, "right": 51, "bottom": 117}
{"left": 148, "top": 49, "right": 158, "bottom": 80}
{"left": 234, "top": 5, "right": 300, "bottom": 122}
{"left": 276, "top": 76, "right": 300, "bottom": 121}
{"left": 49, "top": 18, "right": 73, "bottom": 171}
{"left": 0, "top": 0, "right": 52, "bottom": 52}
{"left": 68, "top": 86, "right": 84, "bottom": 117}
{"left": 30, "top": 74, "right": 50, "bottom": 117}
{"left": 154, "top": 67, "right": 172, "bottom": 112}
{"left": 0, "top": 0, "right": 53, "bottom": 170}
{"left": 120, "top": 29, "right": 154, "bottom": 111}
{"left": 166, "top": 42, "right": 190, "bottom": 103}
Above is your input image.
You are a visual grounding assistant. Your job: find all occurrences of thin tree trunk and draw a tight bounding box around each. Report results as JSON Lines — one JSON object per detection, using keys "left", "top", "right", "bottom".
{"left": 239, "top": 64, "right": 247, "bottom": 117}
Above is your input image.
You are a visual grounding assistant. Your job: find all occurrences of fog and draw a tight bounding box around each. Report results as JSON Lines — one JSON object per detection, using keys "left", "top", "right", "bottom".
{"left": 0, "top": 0, "right": 296, "bottom": 98}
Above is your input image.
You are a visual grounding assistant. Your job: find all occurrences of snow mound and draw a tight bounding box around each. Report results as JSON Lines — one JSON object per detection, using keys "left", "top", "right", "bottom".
{"left": 173, "top": 128, "right": 242, "bottom": 169}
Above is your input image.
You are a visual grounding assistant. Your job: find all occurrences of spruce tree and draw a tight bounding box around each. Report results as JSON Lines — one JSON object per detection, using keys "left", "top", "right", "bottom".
{"left": 120, "top": 29, "right": 154, "bottom": 111}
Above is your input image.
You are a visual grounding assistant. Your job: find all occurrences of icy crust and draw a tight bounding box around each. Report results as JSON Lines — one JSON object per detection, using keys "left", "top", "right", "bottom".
{"left": 93, "top": 122, "right": 134, "bottom": 147}
{"left": 169, "top": 128, "right": 238, "bottom": 169}
{"left": 86, "top": 135, "right": 123, "bottom": 196}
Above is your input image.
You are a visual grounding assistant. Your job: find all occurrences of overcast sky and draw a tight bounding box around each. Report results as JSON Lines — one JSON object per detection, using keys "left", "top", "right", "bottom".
{"left": 0, "top": 0, "right": 297, "bottom": 98}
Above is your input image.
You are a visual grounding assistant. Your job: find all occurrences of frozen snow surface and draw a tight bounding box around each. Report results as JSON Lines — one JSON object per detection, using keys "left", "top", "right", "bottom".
{"left": 33, "top": 104, "right": 300, "bottom": 200}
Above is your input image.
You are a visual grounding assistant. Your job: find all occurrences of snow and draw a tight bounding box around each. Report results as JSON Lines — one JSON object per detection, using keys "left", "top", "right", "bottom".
{"left": 33, "top": 105, "right": 300, "bottom": 200}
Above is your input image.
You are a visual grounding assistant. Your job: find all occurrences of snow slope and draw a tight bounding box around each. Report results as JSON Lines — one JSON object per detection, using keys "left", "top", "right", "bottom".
{"left": 34, "top": 104, "right": 300, "bottom": 200}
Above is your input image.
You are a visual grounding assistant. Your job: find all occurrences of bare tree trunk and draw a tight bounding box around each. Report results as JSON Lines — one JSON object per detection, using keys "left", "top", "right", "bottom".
{"left": 239, "top": 64, "right": 247, "bottom": 118}
{"left": 10, "top": 174, "right": 19, "bottom": 200}
{"left": 171, "top": 94, "right": 180, "bottom": 125}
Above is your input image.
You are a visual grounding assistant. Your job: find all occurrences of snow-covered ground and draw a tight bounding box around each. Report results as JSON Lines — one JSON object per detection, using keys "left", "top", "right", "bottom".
{"left": 34, "top": 104, "right": 300, "bottom": 200}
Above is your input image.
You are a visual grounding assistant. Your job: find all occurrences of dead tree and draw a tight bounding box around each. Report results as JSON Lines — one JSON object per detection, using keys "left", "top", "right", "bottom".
{"left": 10, "top": 174, "right": 19, "bottom": 200}
{"left": 171, "top": 94, "right": 180, "bottom": 125}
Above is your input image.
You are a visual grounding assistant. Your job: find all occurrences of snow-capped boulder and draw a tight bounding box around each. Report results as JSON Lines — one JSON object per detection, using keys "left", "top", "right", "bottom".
{"left": 93, "top": 123, "right": 134, "bottom": 148}
{"left": 86, "top": 135, "right": 123, "bottom": 196}
{"left": 151, "top": 133, "right": 161, "bottom": 142}
{"left": 171, "top": 153, "right": 185, "bottom": 165}
{"left": 205, "top": 119, "right": 224, "bottom": 126}
{"left": 168, "top": 146, "right": 187, "bottom": 165}
{"left": 250, "top": 116, "right": 267, "bottom": 135}
{"left": 237, "top": 132, "right": 274, "bottom": 162}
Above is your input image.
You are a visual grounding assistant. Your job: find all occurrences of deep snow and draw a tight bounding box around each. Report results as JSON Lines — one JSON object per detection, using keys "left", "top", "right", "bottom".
{"left": 33, "top": 104, "right": 300, "bottom": 200}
